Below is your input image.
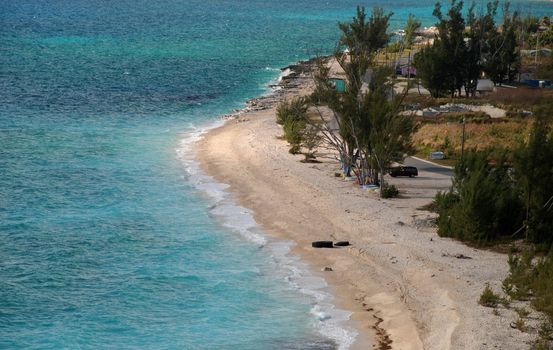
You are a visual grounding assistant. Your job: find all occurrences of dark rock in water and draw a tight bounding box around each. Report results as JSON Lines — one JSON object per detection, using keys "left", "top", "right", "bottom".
{"left": 312, "top": 241, "right": 333, "bottom": 248}
{"left": 334, "top": 241, "right": 350, "bottom": 247}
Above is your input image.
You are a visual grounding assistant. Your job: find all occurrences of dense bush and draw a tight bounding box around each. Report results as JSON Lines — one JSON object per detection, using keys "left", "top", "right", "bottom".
{"left": 276, "top": 97, "right": 308, "bottom": 125}
{"left": 433, "top": 108, "right": 553, "bottom": 248}
{"left": 276, "top": 97, "right": 309, "bottom": 154}
{"left": 513, "top": 110, "right": 553, "bottom": 249}
{"left": 283, "top": 118, "right": 305, "bottom": 154}
{"left": 434, "top": 150, "right": 523, "bottom": 244}
{"left": 381, "top": 183, "right": 399, "bottom": 198}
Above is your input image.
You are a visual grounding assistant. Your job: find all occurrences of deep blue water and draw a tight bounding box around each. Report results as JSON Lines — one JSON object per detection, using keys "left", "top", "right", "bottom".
{"left": 2, "top": 0, "right": 553, "bottom": 349}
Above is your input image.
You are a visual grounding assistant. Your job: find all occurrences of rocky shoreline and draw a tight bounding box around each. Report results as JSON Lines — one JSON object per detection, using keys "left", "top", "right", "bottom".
{"left": 221, "top": 57, "right": 323, "bottom": 120}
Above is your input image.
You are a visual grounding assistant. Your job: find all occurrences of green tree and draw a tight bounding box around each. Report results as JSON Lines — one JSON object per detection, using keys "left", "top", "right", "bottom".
{"left": 482, "top": 5, "right": 520, "bottom": 85}
{"left": 312, "top": 7, "right": 393, "bottom": 177}
{"left": 435, "top": 149, "right": 523, "bottom": 243}
{"left": 514, "top": 107, "right": 553, "bottom": 248}
{"left": 404, "top": 13, "right": 422, "bottom": 48}
{"left": 362, "top": 68, "right": 413, "bottom": 192}
{"left": 413, "top": 44, "right": 451, "bottom": 97}
{"left": 339, "top": 6, "right": 393, "bottom": 56}
{"left": 311, "top": 8, "right": 413, "bottom": 196}
{"left": 464, "top": 1, "right": 498, "bottom": 96}
{"left": 414, "top": 0, "right": 467, "bottom": 97}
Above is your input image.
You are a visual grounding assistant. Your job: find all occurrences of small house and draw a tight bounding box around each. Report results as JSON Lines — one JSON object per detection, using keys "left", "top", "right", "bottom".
{"left": 329, "top": 78, "right": 346, "bottom": 93}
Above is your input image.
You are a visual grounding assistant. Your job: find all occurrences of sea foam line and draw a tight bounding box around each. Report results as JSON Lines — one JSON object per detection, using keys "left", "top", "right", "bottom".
{"left": 175, "top": 121, "right": 358, "bottom": 350}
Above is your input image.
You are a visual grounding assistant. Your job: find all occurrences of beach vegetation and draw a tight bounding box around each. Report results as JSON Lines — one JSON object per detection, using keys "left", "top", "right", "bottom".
{"left": 283, "top": 118, "right": 306, "bottom": 154}
{"left": 380, "top": 183, "right": 399, "bottom": 198}
{"left": 536, "top": 322, "right": 553, "bottom": 349}
{"left": 300, "top": 125, "right": 322, "bottom": 162}
{"left": 276, "top": 97, "right": 310, "bottom": 154}
{"left": 276, "top": 96, "right": 309, "bottom": 126}
{"left": 308, "top": 7, "right": 414, "bottom": 196}
{"left": 479, "top": 283, "right": 501, "bottom": 307}
{"left": 434, "top": 149, "right": 523, "bottom": 244}
{"left": 513, "top": 317, "right": 528, "bottom": 332}
{"left": 503, "top": 249, "right": 553, "bottom": 342}
{"left": 433, "top": 106, "right": 553, "bottom": 248}
{"left": 512, "top": 107, "right": 553, "bottom": 248}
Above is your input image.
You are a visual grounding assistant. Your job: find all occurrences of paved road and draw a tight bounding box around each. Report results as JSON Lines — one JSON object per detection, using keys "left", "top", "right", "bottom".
{"left": 387, "top": 157, "right": 453, "bottom": 204}
{"left": 403, "top": 157, "right": 454, "bottom": 177}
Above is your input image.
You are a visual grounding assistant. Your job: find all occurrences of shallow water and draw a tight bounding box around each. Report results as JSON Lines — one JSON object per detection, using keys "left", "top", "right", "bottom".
{"left": 2, "top": 0, "right": 553, "bottom": 349}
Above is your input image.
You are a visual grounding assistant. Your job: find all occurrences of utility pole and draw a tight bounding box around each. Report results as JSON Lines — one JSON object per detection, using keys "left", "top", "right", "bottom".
{"left": 408, "top": 51, "right": 411, "bottom": 84}
{"left": 461, "top": 116, "right": 466, "bottom": 162}
{"left": 535, "top": 32, "right": 539, "bottom": 66}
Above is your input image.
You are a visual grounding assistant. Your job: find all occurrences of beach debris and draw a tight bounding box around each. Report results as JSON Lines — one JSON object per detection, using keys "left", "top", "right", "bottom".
{"left": 441, "top": 252, "right": 473, "bottom": 259}
{"left": 334, "top": 241, "right": 350, "bottom": 247}
{"left": 312, "top": 241, "right": 334, "bottom": 248}
{"left": 322, "top": 267, "right": 333, "bottom": 272}
{"left": 396, "top": 221, "right": 405, "bottom": 226}
{"left": 455, "top": 254, "right": 472, "bottom": 259}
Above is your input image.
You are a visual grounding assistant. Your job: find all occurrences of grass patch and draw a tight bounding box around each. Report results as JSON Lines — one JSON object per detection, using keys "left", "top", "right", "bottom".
{"left": 412, "top": 119, "right": 531, "bottom": 157}
{"left": 512, "top": 317, "right": 527, "bottom": 332}
{"left": 479, "top": 284, "right": 501, "bottom": 307}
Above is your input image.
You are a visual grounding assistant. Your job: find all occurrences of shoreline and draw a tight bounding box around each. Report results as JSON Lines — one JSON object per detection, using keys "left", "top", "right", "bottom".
{"left": 194, "top": 58, "right": 535, "bottom": 349}
{"left": 177, "top": 112, "right": 361, "bottom": 349}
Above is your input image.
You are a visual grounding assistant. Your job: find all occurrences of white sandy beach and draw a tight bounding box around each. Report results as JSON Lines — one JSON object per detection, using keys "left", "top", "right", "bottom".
{"left": 194, "top": 63, "right": 538, "bottom": 349}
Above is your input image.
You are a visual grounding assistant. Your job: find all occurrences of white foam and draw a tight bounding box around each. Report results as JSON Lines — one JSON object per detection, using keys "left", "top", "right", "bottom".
{"left": 279, "top": 68, "right": 292, "bottom": 81}
{"left": 176, "top": 115, "right": 358, "bottom": 350}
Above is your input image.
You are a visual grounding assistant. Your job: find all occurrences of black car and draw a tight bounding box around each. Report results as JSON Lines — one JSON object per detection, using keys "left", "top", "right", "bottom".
{"left": 389, "top": 166, "right": 418, "bottom": 177}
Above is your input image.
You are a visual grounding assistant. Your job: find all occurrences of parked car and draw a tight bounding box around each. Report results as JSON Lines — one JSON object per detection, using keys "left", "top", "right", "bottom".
{"left": 389, "top": 166, "right": 418, "bottom": 177}
{"left": 430, "top": 151, "right": 445, "bottom": 160}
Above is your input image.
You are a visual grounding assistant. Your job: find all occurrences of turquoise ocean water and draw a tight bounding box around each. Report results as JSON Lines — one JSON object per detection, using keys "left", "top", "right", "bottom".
{"left": 2, "top": 1, "right": 553, "bottom": 349}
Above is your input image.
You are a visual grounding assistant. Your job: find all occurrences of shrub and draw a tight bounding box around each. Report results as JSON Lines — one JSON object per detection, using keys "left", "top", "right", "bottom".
{"left": 513, "top": 317, "right": 527, "bottom": 332}
{"left": 503, "top": 250, "right": 534, "bottom": 301}
{"left": 479, "top": 284, "right": 501, "bottom": 307}
{"left": 434, "top": 149, "right": 524, "bottom": 244}
{"left": 513, "top": 111, "right": 553, "bottom": 249}
{"left": 432, "top": 191, "right": 459, "bottom": 212}
{"left": 277, "top": 97, "right": 310, "bottom": 155}
{"left": 301, "top": 125, "right": 321, "bottom": 161}
{"left": 283, "top": 118, "right": 305, "bottom": 154}
{"left": 515, "top": 307, "right": 530, "bottom": 318}
{"left": 276, "top": 97, "right": 308, "bottom": 125}
{"left": 381, "top": 184, "right": 399, "bottom": 198}
{"left": 504, "top": 249, "right": 553, "bottom": 324}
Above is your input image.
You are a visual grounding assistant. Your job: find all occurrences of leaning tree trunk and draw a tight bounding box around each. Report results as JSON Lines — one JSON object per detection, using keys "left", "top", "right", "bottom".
{"left": 378, "top": 166, "right": 385, "bottom": 197}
